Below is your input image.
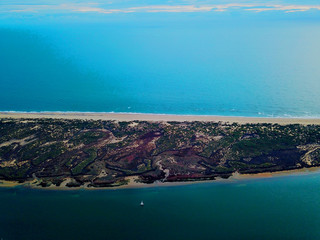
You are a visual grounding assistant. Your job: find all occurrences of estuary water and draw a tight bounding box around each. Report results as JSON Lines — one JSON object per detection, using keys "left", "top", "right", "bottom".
{"left": 1, "top": 172, "right": 320, "bottom": 240}
{"left": 1, "top": 0, "right": 320, "bottom": 118}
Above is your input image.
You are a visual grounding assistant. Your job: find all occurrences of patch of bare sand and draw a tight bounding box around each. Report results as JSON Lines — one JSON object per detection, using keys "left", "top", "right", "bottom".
{"left": 1, "top": 111, "right": 320, "bottom": 125}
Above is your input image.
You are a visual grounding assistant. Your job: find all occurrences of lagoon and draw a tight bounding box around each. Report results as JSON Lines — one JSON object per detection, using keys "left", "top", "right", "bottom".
{"left": 1, "top": 172, "right": 320, "bottom": 239}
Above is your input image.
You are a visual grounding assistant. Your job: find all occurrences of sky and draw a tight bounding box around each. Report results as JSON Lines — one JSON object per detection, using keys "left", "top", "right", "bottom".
{"left": 0, "top": 0, "right": 319, "bottom": 27}
{"left": 1, "top": 0, "right": 320, "bottom": 15}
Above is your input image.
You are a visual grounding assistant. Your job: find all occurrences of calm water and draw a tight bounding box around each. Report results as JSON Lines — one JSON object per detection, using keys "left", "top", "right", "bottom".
{"left": 1, "top": 0, "right": 320, "bottom": 117}
{"left": 1, "top": 1, "right": 320, "bottom": 239}
{"left": 1, "top": 173, "right": 320, "bottom": 240}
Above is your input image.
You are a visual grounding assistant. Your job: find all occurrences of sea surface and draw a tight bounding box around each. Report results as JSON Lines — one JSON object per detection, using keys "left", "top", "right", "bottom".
{"left": 1, "top": 172, "right": 320, "bottom": 240}
{"left": 1, "top": 0, "right": 320, "bottom": 118}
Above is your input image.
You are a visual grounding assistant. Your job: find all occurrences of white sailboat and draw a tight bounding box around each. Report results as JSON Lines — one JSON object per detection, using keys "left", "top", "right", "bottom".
{"left": 140, "top": 201, "right": 144, "bottom": 206}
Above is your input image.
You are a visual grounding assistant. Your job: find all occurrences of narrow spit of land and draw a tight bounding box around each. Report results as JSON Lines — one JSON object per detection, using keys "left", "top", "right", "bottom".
{"left": 1, "top": 112, "right": 320, "bottom": 189}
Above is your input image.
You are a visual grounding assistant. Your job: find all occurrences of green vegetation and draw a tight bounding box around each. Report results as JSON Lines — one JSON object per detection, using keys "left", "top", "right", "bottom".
{"left": 1, "top": 118, "right": 320, "bottom": 187}
{"left": 71, "top": 131, "right": 105, "bottom": 145}
{"left": 0, "top": 165, "right": 29, "bottom": 179}
{"left": 32, "top": 143, "right": 66, "bottom": 166}
{"left": 71, "top": 148, "right": 97, "bottom": 175}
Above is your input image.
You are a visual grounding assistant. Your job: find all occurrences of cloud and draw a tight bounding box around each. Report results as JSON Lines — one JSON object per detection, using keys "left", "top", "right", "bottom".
{"left": 246, "top": 4, "right": 320, "bottom": 13}
{"left": 128, "top": 5, "right": 215, "bottom": 13}
{"left": 2, "top": 3, "right": 320, "bottom": 14}
{"left": 75, "top": 7, "right": 134, "bottom": 14}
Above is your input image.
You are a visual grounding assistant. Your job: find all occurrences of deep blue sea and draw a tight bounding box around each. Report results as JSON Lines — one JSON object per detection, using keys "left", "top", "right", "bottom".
{"left": 2, "top": 172, "right": 320, "bottom": 240}
{"left": 1, "top": 0, "right": 320, "bottom": 117}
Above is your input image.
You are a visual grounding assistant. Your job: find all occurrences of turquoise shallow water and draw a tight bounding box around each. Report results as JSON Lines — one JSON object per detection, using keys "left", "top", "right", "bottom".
{"left": 1, "top": 172, "right": 320, "bottom": 240}
{"left": 1, "top": 0, "right": 320, "bottom": 117}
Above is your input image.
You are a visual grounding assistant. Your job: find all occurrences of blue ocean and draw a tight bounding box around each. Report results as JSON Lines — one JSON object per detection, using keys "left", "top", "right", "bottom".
{"left": 1, "top": 0, "right": 320, "bottom": 117}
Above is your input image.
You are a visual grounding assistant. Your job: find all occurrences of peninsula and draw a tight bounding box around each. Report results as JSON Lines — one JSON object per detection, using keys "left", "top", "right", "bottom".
{"left": 1, "top": 112, "right": 320, "bottom": 188}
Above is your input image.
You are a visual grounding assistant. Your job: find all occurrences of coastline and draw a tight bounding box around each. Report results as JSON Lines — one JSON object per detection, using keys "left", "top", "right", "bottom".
{"left": 1, "top": 111, "right": 320, "bottom": 190}
{"left": 1, "top": 167, "right": 320, "bottom": 191}
{"left": 1, "top": 111, "right": 320, "bottom": 125}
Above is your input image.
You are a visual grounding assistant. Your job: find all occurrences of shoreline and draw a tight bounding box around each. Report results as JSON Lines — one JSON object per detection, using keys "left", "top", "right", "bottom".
{"left": 1, "top": 111, "right": 320, "bottom": 190}
{"left": 1, "top": 111, "right": 320, "bottom": 125}
{"left": 1, "top": 167, "right": 320, "bottom": 191}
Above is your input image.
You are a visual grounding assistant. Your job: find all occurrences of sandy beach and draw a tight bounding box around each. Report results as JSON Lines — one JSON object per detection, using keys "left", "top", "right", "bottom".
{"left": 1, "top": 111, "right": 320, "bottom": 125}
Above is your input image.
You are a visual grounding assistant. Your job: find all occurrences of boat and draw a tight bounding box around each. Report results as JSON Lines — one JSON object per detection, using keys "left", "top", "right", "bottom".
{"left": 140, "top": 201, "right": 144, "bottom": 206}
